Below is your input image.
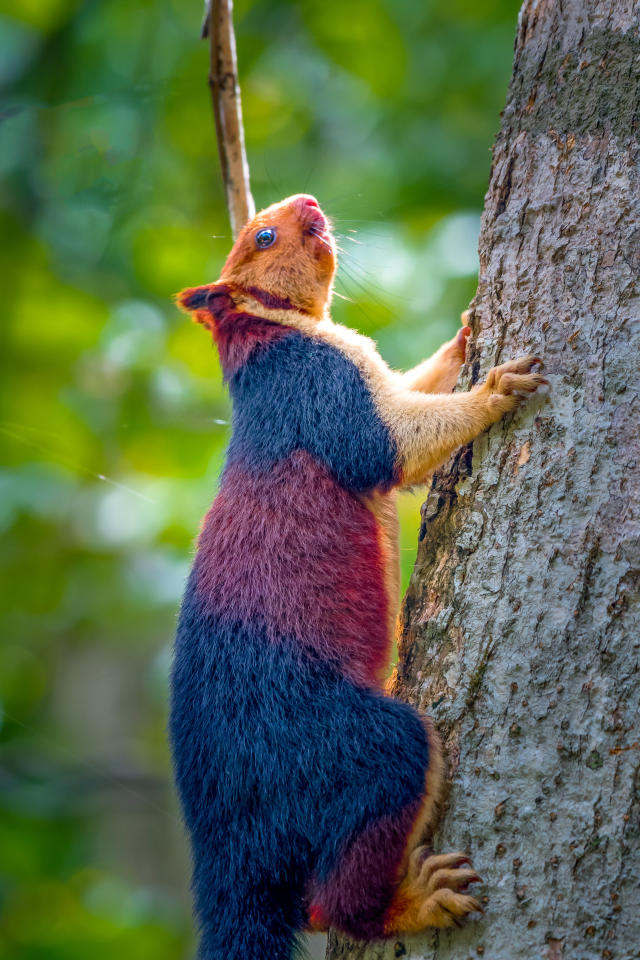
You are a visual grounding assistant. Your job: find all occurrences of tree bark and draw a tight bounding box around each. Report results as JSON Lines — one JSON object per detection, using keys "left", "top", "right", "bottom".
{"left": 328, "top": 2, "right": 640, "bottom": 959}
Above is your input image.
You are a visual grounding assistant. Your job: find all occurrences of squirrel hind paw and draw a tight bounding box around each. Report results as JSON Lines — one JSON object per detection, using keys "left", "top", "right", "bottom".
{"left": 386, "top": 850, "right": 483, "bottom": 934}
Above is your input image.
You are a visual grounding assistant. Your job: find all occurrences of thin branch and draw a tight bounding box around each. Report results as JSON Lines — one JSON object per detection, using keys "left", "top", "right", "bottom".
{"left": 204, "top": 0, "right": 255, "bottom": 239}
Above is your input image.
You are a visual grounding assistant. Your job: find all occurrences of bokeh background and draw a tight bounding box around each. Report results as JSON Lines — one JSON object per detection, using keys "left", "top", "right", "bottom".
{"left": 0, "top": 1, "right": 520, "bottom": 956}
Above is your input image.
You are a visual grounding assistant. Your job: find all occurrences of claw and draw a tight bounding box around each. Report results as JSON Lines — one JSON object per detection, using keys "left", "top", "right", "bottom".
{"left": 458, "top": 875, "right": 482, "bottom": 892}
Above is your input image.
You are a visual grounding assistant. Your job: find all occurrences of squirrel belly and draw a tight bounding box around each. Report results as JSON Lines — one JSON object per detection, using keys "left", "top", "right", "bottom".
{"left": 171, "top": 194, "right": 544, "bottom": 958}
{"left": 195, "top": 451, "right": 392, "bottom": 687}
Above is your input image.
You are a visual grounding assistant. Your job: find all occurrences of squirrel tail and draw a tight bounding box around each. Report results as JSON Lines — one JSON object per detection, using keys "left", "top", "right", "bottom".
{"left": 197, "top": 925, "right": 295, "bottom": 960}
{"left": 194, "top": 877, "right": 299, "bottom": 960}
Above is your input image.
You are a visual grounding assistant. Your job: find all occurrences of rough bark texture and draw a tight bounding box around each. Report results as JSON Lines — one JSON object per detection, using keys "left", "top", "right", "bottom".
{"left": 328, "top": 2, "right": 640, "bottom": 959}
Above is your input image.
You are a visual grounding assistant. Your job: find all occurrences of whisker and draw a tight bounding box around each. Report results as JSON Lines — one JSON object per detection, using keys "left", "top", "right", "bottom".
{"left": 308, "top": 229, "right": 335, "bottom": 253}
{"left": 339, "top": 255, "right": 412, "bottom": 306}
{"left": 334, "top": 274, "right": 378, "bottom": 327}
{"left": 338, "top": 262, "right": 393, "bottom": 314}
{"left": 332, "top": 243, "right": 403, "bottom": 287}
{"left": 332, "top": 226, "right": 390, "bottom": 241}
{"left": 261, "top": 151, "right": 282, "bottom": 198}
{"left": 319, "top": 192, "right": 364, "bottom": 209}
{"left": 303, "top": 157, "right": 318, "bottom": 194}
{"left": 334, "top": 247, "right": 386, "bottom": 278}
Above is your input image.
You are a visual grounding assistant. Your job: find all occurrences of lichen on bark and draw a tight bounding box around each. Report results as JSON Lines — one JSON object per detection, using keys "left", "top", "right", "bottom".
{"left": 327, "top": 2, "right": 640, "bottom": 958}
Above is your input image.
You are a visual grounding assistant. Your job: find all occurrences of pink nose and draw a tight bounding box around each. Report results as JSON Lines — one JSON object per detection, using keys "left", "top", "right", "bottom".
{"left": 296, "top": 194, "right": 319, "bottom": 208}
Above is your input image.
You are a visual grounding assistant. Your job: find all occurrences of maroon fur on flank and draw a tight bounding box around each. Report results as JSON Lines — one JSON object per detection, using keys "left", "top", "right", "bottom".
{"left": 194, "top": 451, "right": 391, "bottom": 687}
{"left": 307, "top": 800, "right": 421, "bottom": 940}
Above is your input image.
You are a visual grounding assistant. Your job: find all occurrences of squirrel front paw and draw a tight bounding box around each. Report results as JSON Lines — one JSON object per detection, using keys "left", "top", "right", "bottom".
{"left": 433, "top": 323, "right": 471, "bottom": 393}
{"left": 442, "top": 311, "right": 472, "bottom": 364}
{"left": 476, "top": 355, "right": 547, "bottom": 422}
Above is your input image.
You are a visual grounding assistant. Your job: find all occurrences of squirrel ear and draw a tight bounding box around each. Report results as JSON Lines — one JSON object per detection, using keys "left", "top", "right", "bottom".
{"left": 176, "top": 284, "right": 216, "bottom": 313}
{"left": 176, "top": 283, "right": 227, "bottom": 331}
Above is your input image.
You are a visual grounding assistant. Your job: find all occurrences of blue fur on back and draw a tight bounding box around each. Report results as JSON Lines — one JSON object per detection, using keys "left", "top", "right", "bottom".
{"left": 227, "top": 331, "right": 398, "bottom": 491}
{"left": 169, "top": 576, "right": 429, "bottom": 959}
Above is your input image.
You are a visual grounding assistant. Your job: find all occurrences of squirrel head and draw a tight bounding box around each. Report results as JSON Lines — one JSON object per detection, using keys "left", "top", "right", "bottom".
{"left": 177, "top": 194, "right": 336, "bottom": 323}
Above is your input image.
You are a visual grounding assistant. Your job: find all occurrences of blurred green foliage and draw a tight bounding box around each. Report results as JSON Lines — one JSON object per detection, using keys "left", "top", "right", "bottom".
{"left": 0, "top": 0, "right": 519, "bottom": 955}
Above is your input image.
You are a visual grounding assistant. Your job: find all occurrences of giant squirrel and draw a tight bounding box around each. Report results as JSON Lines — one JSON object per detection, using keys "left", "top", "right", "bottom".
{"left": 170, "top": 194, "right": 546, "bottom": 959}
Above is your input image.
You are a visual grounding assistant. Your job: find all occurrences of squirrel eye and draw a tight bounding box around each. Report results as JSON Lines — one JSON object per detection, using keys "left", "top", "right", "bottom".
{"left": 255, "top": 227, "right": 276, "bottom": 249}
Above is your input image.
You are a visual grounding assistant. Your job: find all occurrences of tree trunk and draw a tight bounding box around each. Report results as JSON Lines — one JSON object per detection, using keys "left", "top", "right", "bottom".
{"left": 328, "top": 2, "right": 640, "bottom": 958}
